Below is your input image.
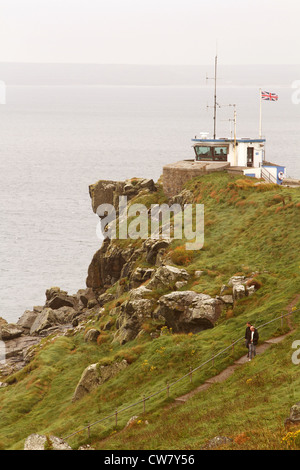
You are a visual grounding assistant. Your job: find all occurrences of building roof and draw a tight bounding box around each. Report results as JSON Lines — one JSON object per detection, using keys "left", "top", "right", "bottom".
{"left": 192, "top": 138, "right": 266, "bottom": 144}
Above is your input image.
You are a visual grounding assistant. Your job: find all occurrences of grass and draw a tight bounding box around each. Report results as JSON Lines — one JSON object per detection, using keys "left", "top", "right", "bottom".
{"left": 0, "top": 172, "right": 299, "bottom": 450}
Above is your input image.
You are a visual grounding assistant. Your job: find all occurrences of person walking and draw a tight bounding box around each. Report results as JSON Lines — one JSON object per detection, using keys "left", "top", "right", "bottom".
{"left": 248, "top": 326, "right": 259, "bottom": 361}
{"left": 245, "top": 322, "right": 252, "bottom": 357}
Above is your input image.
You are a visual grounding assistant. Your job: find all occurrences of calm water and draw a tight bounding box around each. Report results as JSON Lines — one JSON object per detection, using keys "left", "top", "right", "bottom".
{"left": 0, "top": 85, "right": 299, "bottom": 323}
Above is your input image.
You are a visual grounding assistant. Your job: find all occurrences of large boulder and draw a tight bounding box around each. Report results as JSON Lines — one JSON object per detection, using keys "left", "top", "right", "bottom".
{"left": 0, "top": 323, "right": 24, "bottom": 341}
{"left": 45, "top": 287, "right": 77, "bottom": 310}
{"left": 156, "top": 291, "right": 223, "bottom": 333}
{"left": 113, "top": 294, "right": 156, "bottom": 344}
{"left": 86, "top": 240, "right": 128, "bottom": 289}
{"left": 17, "top": 310, "right": 38, "bottom": 334}
{"left": 89, "top": 178, "right": 157, "bottom": 214}
{"left": 143, "top": 239, "right": 170, "bottom": 266}
{"left": 29, "top": 307, "right": 74, "bottom": 336}
{"left": 24, "top": 434, "right": 72, "bottom": 450}
{"left": 129, "top": 267, "right": 155, "bottom": 289}
{"left": 147, "top": 265, "right": 189, "bottom": 290}
{"left": 72, "top": 360, "right": 128, "bottom": 402}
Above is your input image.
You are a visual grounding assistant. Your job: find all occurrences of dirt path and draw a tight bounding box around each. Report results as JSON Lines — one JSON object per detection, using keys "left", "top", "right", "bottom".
{"left": 175, "top": 296, "right": 300, "bottom": 405}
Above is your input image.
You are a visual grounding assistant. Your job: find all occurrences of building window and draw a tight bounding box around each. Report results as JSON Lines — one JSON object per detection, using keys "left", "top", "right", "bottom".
{"left": 213, "top": 146, "right": 227, "bottom": 160}
{"left": 194, "top": 146, "right": 228, "bottom": 162}
{"left": 195, "top": 146, "right": 212, "bottom": 158}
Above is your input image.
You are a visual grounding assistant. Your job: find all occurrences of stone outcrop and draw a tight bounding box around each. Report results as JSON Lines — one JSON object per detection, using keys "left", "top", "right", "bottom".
{"left": 72, "top": 360, "right": 128, "bottom": 402}
{"left": 0, "top": 323, "right": 23, "bottom": 341}
{"left": 84, "top": 328, "right": 100, "bottom": 343}
{"left": 89, "top": 177, "right": 157, "bottom": 214}
{"left": 113, "top": 288, "right": 156, "bottom": 344}
{"left": 86, "top": 238, "right": 170, "bottom": 290}
{"left": 24, "top": 434, "right": 72, "bottom": 450}
{"left": 285, "top": 402, "right": 300, "bottom": 426}
{"left": 156, "top": 291, "right": 223, "bottom": 333}
{"left": 146, "top": 265, "right": 189, "bottom": 290}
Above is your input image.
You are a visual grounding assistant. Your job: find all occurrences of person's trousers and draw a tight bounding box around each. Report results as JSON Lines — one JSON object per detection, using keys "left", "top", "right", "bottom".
{"left": 249, "top": 343, "right": 256, "bottom": 360}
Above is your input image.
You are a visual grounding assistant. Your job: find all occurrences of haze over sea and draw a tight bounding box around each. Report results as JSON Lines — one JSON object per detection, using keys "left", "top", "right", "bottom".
{"left": 0, "top": 63, "right": 299, "bottom": 323}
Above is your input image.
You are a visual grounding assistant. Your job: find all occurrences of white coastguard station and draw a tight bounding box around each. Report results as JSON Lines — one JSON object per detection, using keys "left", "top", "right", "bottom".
{"left": 162, "top": 58, "right": 290, "bottom": 197}
{"left": 191, "top": 132, "right": 286, "bottom": 185}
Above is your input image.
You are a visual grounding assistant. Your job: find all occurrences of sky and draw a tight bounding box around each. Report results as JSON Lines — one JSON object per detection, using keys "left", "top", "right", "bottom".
{"left": 0, "top": 0, "right": 299, "bottom": 65}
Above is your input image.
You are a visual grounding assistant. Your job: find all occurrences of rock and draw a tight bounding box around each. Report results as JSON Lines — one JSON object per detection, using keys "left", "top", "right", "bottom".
{"left": 76, "top": 288, "right": 97, "bottom": 308}
{"left": 144, "top": 239, "right": 170, "bottom": 266}
{"left": 24, "top": 434, "right": 72, "bottom": 450}
{"left": 29, "top": 305, "right": 75, "bottom": 336}
{"left": 0, "top": 317, "right": 8, "bottom": 328}
{"left": 125, "top": 416, "right": 139, "bottom": 428}
{"left": 113, "top": 296, "right": 155, "bottom": 344}
{"left": 86, "top": 240, "right": 127, "bottom": 289}
{"left": 285, "top": 402, "right": 300, "bottom": 425}
{"left": 156, "top": 291, "right": 223, "bottom": 333}
{"left": 129, "top": 285, "right": 153, "bottom": 300}
{"left": 0, "top": 323, "right": 24, "bottom": 341}
{"left": 98, "top": 292, "right": 115, "bottom": 306}
{"left": 89, "top": 178, "right": 156, "bottom": 215}
{"left": 87, "top": 299, "right": 98, "bottom": 309}
{"left": 218, "top": 294, "right": 234, "bottom": 304}
{"left": 201, "top": 436, "right": 233, "bottom": 450}
{"left": 169, "top": 189, "right": 195, "bottom": 207}
{"left": 228, "top": 276, "right": 246, "bottom": 286}
{"left": 84, "top": 329, "right": 100, "bottom": 343}
{"left": 0, "top": 382, "right": 8, "bottom": 388}
{"left": 46, "top": 287, "right": 76, "bottom": 310}
{"left": 30, "top": 308, "right": 58, "bottom": 335}
{"left": 129, "top": 267, "right": 155, "bottom": 289}
{"left": 72, "top": 360, "right": 128, "bottom": 402}
{"left": 78, "top": 445, "right": 95, "bottom": 450}
{"left": 194, "top": 270, "right": 204, "bottom": 278}
{"left": 17, "top": 310, "right": 38, "bottom": 334}
{"left": 232, "top": 284, "right": 246, "bottom": 301}
{"left": 147, "top": 265, "right": 189, "bottom": 290}
{"left": 175, "top": 281, "right": 188, "bottom": 290}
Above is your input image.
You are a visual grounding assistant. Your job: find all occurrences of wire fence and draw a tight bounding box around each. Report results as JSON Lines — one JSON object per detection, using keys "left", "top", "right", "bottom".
{"left": 62, "top": 306, "right": 300, "bottom": 441}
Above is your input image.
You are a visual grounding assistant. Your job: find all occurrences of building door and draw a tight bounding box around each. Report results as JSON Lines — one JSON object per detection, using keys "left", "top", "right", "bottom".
{"left": 247, "top": 147, "right": 254, "bottom": 167}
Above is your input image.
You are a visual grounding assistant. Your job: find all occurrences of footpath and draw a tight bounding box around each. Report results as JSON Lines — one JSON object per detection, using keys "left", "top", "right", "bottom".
{"left": 175, "top": 295, "right": 300, "bottom": 405}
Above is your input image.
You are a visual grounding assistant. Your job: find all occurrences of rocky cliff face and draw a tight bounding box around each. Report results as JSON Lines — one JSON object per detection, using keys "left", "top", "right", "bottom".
{"left": 0, "top": 175, "right": 260, "bottom": 383}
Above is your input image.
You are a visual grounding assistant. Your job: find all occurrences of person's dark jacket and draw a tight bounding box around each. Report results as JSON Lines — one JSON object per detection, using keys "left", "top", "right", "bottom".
{"left": 245, "top": 326, "right": 251, "bottom": 342}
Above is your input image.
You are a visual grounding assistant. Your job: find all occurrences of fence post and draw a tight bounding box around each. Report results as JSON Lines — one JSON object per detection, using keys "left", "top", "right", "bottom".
{"left": 189, "top": 367, "right": 193, "bottom": 383}
{"left": 115, "top": 408, "right": 118, "bottom": 427}
{"left": 281, "top": 314, "right": 283, "bottom": 328}
{"left": 167, "top": 382, "right": 170, "bottom": 398}
{"left": 143, "top": 395, "right": 146, "bottom": 413}
{"left": 87, "top": 425, "right": 90, "bottom": 439}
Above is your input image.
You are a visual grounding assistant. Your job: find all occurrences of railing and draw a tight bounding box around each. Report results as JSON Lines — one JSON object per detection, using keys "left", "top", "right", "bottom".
{"left": 62, "top": 307, "right": 299, "bottom": 442}
{"left": 261, "top": 166, "right": 278, "bottom": 184}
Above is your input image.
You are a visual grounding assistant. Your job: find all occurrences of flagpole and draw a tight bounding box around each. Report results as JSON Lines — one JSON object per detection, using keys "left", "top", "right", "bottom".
{"left": 259, "top": 88, "right": 262, "bottom": 139}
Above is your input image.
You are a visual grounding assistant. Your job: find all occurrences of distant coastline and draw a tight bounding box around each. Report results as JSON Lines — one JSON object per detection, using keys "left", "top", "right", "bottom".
{"left": 0, "top": 63, "right": 298, "bottom": 87}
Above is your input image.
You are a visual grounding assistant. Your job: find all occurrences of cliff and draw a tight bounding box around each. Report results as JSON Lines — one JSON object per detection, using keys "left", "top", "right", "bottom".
{"left": 0, "top": 172, "right": 299, "bottom": 450}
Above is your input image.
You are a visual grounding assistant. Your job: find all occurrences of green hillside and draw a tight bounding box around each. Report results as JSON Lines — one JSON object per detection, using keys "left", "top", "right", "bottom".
{"left": 0, "top": 172, "right": 299, "bottom": 450}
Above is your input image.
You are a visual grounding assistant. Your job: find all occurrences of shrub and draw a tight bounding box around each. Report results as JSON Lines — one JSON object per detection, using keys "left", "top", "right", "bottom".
{"left": 170, "top": 246, "right": 194, "bottom": 266}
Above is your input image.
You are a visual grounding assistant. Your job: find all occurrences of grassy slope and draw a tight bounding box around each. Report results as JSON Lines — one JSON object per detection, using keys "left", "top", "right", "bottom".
{"left": 0, "top": 173, "right": 299, "bottom": 450}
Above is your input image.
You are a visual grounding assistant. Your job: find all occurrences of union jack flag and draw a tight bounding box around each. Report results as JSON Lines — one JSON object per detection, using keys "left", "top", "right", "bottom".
{"left": 261, "top": 90, "right": 278, "bottom": 101}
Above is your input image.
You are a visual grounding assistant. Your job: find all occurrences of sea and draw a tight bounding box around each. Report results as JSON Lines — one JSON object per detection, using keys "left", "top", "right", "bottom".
{"left": 0, "top": 64, "right": 299, "bottom": 323}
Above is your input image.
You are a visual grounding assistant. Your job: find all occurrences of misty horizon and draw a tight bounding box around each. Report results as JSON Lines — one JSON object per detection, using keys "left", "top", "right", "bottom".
{"left": 0, "top": 63, "right": 298, "bottom": 87}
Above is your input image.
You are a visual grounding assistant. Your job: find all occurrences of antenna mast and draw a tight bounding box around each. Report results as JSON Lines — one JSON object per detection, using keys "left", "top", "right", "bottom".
{"left": 213, "top": 54, "right": 218, "bottom": 139}
{"left": 206, "top": 54, "right": 218, "bottom": 139}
